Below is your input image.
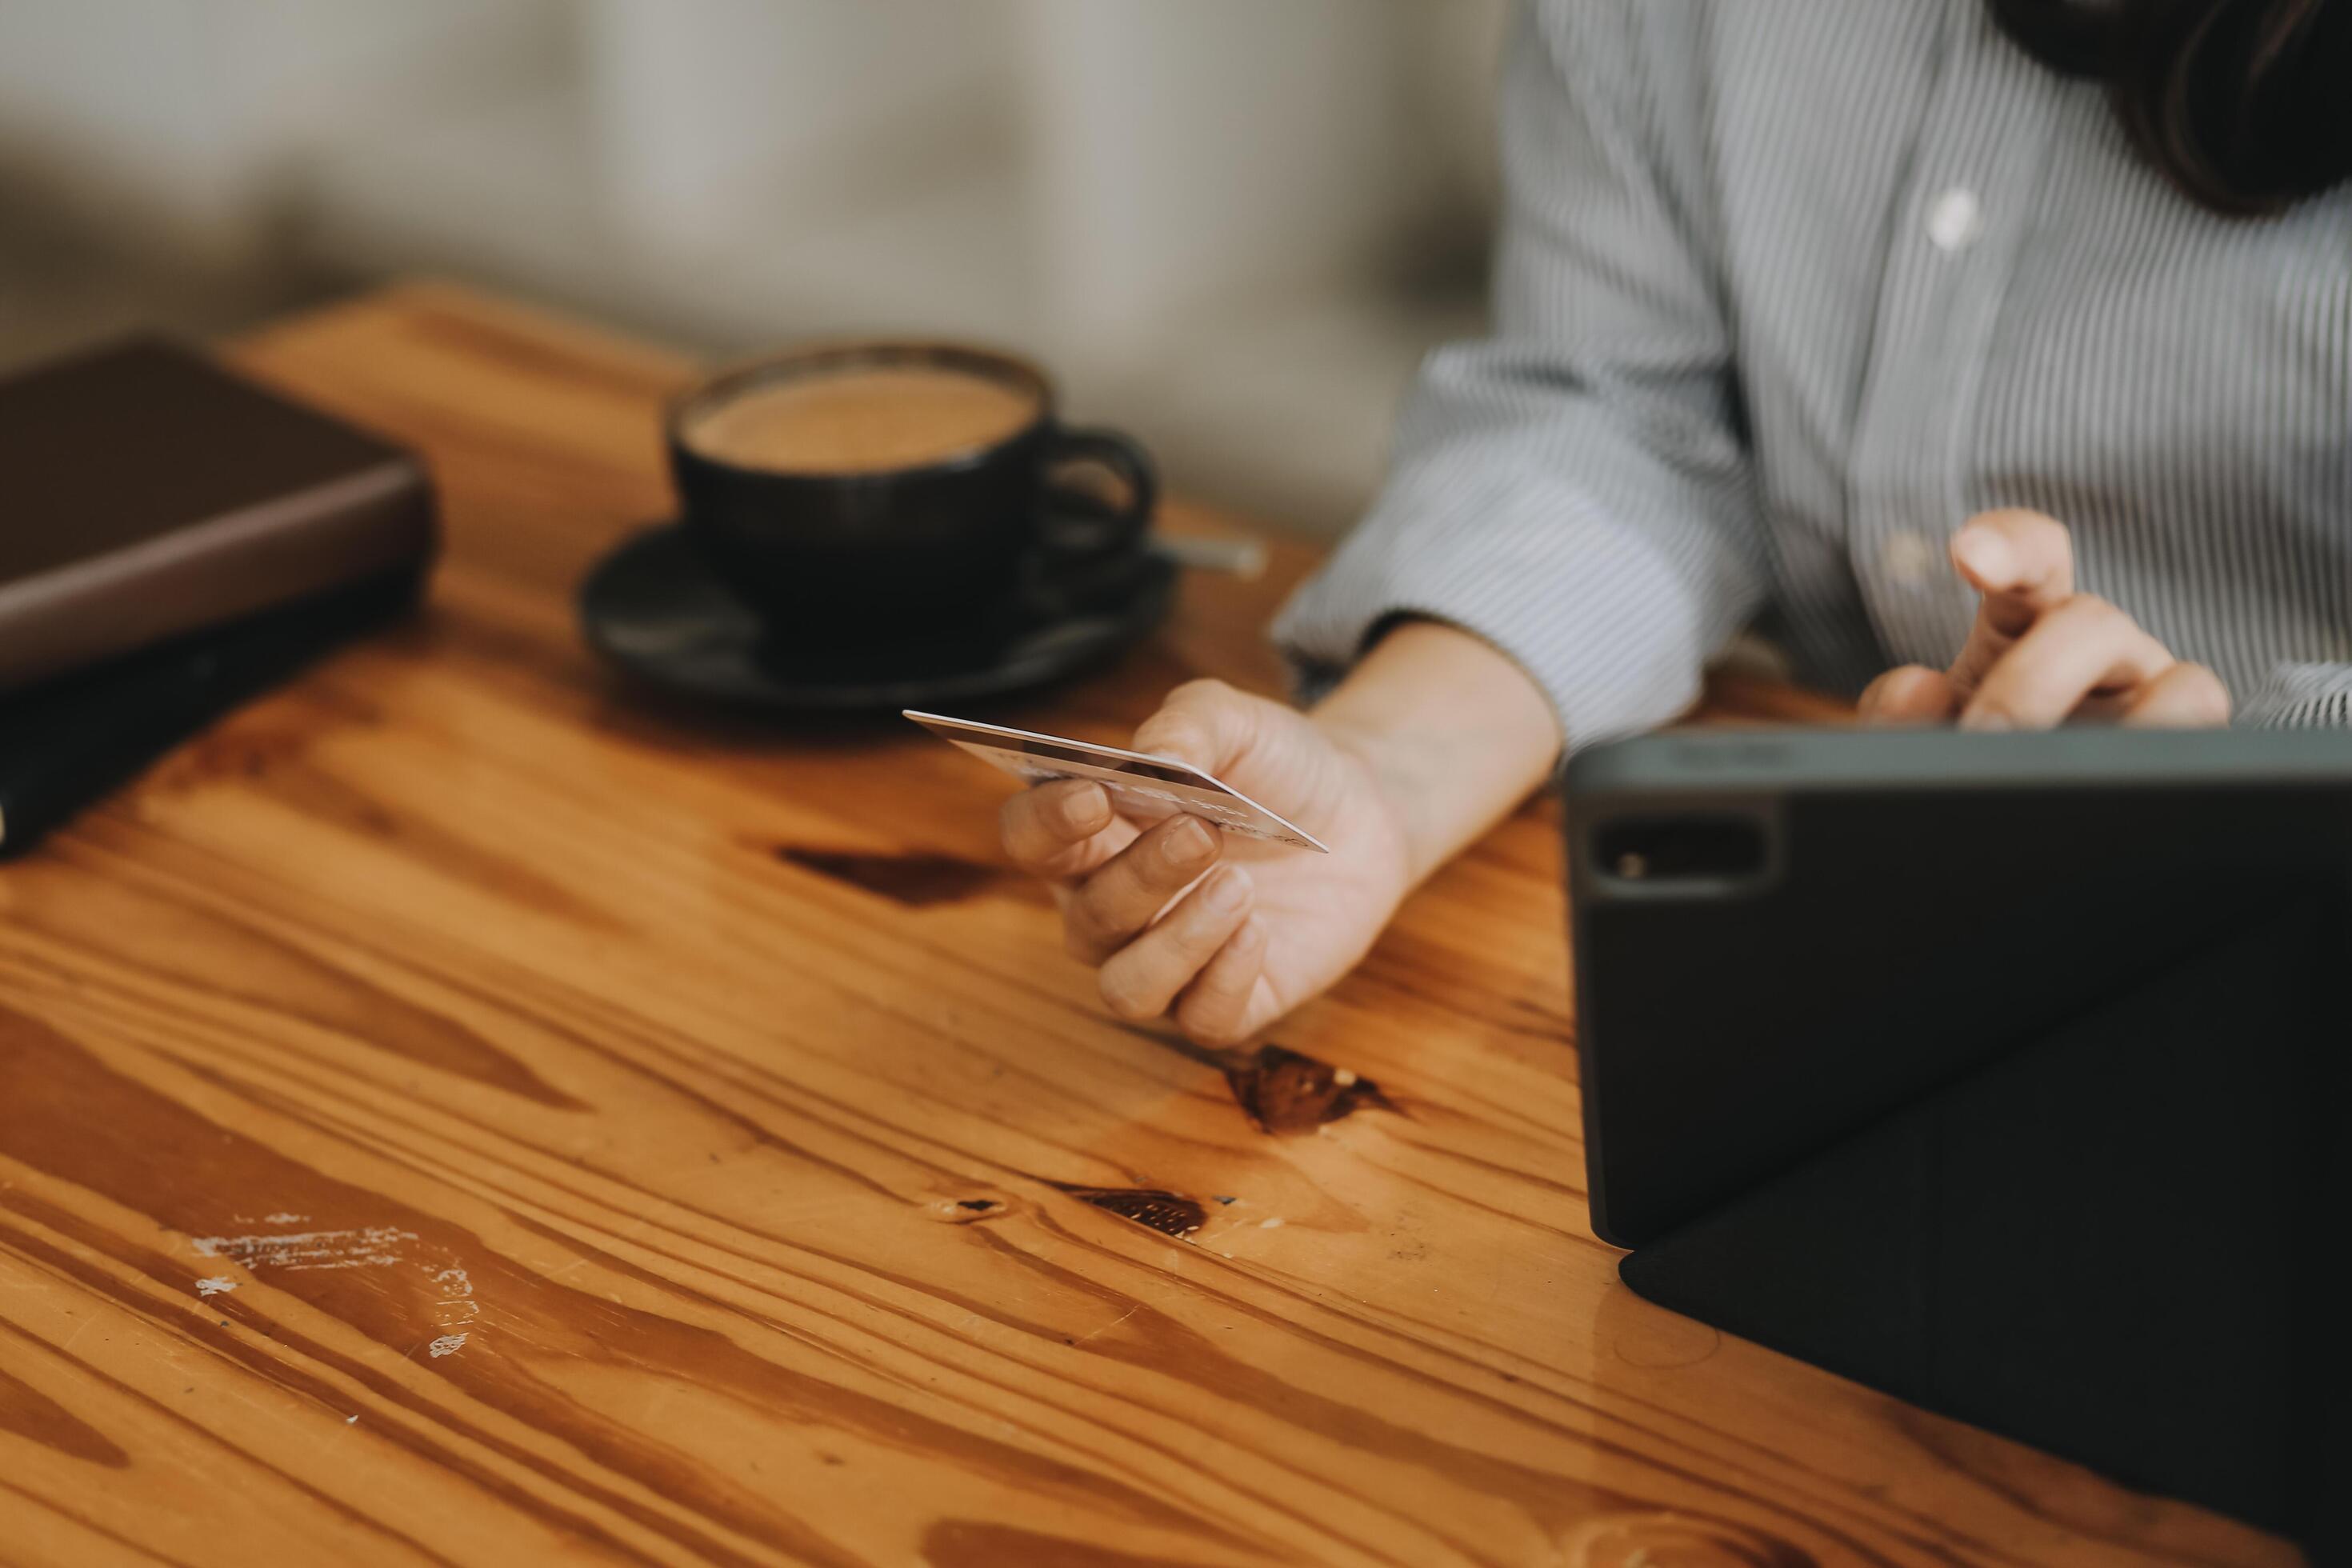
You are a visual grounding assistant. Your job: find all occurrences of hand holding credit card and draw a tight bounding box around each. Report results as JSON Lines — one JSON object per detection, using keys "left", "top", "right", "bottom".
{"left": 903, "top": 710, "right": 1330, "bottom": 853}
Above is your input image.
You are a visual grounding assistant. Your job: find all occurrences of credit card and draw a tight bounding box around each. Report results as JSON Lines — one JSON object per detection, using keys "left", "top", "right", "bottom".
{"left": 903, "top": 710, "right": 1330, "bottom": 853}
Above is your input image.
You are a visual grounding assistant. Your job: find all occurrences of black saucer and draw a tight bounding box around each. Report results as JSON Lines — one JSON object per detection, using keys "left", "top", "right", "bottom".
{"left": 578, "top": 522, "right": 1176, "bottom": 713}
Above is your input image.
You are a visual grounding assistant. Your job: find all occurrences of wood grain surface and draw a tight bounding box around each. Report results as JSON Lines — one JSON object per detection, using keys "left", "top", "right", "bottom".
{"left": 0, "top": 284, "right": 2291, "bottom": 1567}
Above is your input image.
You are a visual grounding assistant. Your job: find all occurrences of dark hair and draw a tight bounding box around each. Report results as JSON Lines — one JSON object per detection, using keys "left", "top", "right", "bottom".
{"left": 1990, "top": 0, "right": 2352, "bottom": 214}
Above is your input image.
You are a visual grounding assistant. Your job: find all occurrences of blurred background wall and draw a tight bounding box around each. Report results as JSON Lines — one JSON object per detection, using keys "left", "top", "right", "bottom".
{"left": 0, "top": 0, "right": 1506, "bottom": 535}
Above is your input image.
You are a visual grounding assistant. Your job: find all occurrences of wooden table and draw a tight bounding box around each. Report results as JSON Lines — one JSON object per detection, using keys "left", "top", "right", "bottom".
{"left": 0, "top": 286, "right": 2287, "bottom": 1568}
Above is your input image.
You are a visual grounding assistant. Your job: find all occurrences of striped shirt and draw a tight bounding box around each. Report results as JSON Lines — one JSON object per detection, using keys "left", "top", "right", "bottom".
{"left": 1274, "top": 0, "right": 2352, "bottom": 745}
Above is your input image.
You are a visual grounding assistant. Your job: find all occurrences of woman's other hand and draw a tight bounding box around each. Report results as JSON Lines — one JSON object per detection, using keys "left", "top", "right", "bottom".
{"left": 1859, "top": 510, "right": 2231, "bottom": 729}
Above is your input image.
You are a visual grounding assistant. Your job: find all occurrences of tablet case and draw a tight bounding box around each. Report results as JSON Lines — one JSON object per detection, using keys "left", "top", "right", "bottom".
{"left": 1567, "top": 745, "right": 2352, "bottom": 1254}
{"left": 0, "top": 335, "right": 436, "bottom": 694}
{"left": 1615, "top": 894, "right": 2349, "bottom": 1554}
{"left": 0, "top": 565, "right": 426, "bottom": 858}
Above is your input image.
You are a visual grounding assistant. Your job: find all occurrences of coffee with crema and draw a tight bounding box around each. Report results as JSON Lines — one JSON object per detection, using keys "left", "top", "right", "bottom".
{"left": 667, "top": 341, "right": 1153, "bottom": 633}
{"left": 682, "top": 365, "right": 1042, "bottom": 476}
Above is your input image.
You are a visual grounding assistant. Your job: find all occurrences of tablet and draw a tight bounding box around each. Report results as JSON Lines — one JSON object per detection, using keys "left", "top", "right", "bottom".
{"left": 1563, "top": 726, "right": 2352, "bottom": 1248}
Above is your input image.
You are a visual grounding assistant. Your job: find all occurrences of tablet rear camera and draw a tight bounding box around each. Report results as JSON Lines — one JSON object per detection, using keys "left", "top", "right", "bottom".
{"left": 1593, "top": 816, "right": 1769, "bottom": 883}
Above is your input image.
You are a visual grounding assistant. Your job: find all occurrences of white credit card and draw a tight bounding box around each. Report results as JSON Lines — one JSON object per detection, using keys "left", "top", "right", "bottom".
{"left": 904, "top": 710, "right": 1330, "bottom": 853}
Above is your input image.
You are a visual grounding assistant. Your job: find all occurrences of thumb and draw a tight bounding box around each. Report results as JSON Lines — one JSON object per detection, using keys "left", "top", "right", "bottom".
{"left": 1130, "top": 678, "right": 1278, "bottom": 774}
{"left": 1858, "top": 663, "right": 1959, "bottom": 724}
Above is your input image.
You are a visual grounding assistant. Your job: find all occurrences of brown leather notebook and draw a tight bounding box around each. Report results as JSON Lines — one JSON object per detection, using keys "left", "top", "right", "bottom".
{"left": 0, "top": 335, "right": 437, "bottom": 693}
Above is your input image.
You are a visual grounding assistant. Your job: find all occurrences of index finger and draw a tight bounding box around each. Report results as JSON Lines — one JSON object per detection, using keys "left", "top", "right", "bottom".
{"left": 1952, "top": 510, "right": 2074, "bottom": 631}
{"left": 1001, "top": 778, "right": 1135, "bottom": 880}
{"left": 1947, "top": 510, "right": 2076, "bottom": 690}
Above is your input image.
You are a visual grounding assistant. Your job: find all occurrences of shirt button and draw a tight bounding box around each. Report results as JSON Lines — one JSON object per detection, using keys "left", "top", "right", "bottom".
{"left": 1925, "top": 186, "right": 1982, "bottom": 252}
{"left": 1882, "top": 530, "right": 1939, "bottom": 588}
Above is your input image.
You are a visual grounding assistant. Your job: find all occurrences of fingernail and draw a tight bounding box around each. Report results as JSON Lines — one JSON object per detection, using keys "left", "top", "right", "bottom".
{"left": 1059, "top": 787, "right": 1109, "bottom": 834}
{"left": 1960, "top": 709, "right": 2013, "bottom": 732}
{"left": 1951, "top": 528, "right": 2014, "bottom": 583}
{"left": 1202, "top": 864, "right": 1250, "bottom": 914}
{"left": 1133, "top": 722, "right": 1198, "bottom": 765}
{"left": 1165, "top": 816, "right": 1215, "bottom": 863}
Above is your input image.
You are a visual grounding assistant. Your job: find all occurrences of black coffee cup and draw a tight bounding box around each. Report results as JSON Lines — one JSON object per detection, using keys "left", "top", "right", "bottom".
{"left": 667, "top": 342, "right": 1155, "bottom": 634}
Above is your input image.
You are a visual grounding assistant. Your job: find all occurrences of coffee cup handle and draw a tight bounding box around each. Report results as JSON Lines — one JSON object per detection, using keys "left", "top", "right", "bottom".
{"left": 1038, "top": 426, "right": 1158, "bottom": 562}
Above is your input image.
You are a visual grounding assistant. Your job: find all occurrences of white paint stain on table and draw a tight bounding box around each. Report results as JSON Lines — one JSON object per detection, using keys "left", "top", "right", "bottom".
{"left": 187, "top": 1215, "right": 484, "bottom": 1361}
{"left": 426, "top": 1265, "right": 480, "bottom": 1358}
{"left": 430, "top": 1267, "right": 479, "bottom": 1325}
{"left": 192, "top": 1225, "right": 416, "bottom": 1272}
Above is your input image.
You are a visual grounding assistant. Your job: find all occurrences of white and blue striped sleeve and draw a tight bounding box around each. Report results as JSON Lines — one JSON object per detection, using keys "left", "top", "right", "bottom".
{"left": 1273, "top": 0, "right": 1767, "bottom": 751}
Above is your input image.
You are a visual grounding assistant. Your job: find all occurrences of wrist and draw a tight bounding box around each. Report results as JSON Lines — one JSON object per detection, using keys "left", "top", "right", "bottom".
{"left": 1309, "top": 708, "right": 1441, "bottom": 888}
{"left": 1306, "top": 618, "right": 1562, "bottom": 888}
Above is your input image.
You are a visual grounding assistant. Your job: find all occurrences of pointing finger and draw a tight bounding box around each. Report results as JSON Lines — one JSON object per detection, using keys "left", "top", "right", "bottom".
{"left": 1951, "top": 510, "right": 2076, "bottom": 622}
{"left": 1948, "top": 510, "right": 2077, "bottom": 692}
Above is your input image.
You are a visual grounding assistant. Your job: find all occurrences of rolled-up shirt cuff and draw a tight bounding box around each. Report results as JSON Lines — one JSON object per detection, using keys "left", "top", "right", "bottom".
{"left": 1272, "top": 482, "right": 1726, "bottom": 754}
{"left": 2238, "top": 663, "right": 2352, "bottom": 727}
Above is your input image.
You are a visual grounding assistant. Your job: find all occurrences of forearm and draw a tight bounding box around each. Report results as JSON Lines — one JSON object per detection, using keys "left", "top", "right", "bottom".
{"left": 1308, "top": 618, "right": 1563, "bottom": 886}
